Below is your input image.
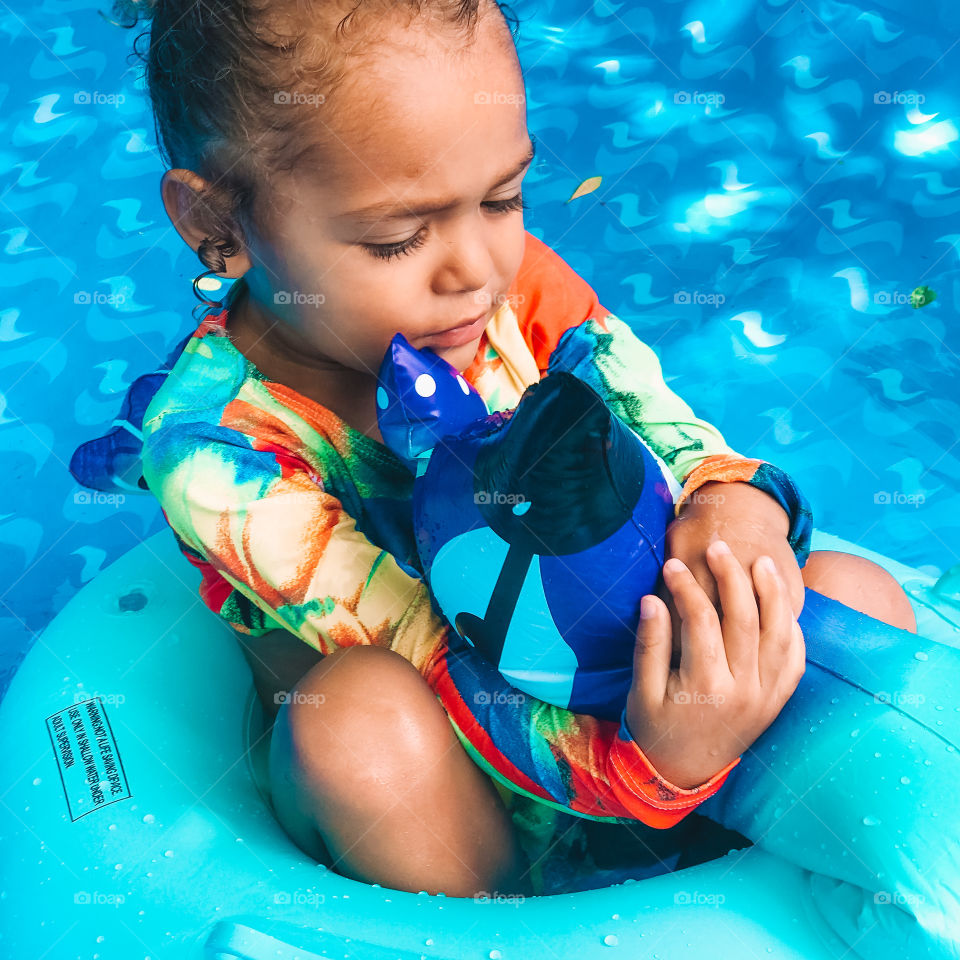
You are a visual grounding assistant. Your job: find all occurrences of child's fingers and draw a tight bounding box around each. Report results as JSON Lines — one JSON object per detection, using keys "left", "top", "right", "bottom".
{"left": 754, "top": 556, "right": 797, "bottom": 687}
{"left": 704, "top": 540, "right": 760, "bottom": 680}
{"left": 662, "top": 558, "right": 725, "bottom": 682}
{"left": 632, "top": 594, "right": 671, "bottom": 704}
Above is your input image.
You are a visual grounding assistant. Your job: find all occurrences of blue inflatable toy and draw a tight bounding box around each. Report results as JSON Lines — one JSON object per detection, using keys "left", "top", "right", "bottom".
{"left": 376, "top": 332, "right": 677, "bottom": 720}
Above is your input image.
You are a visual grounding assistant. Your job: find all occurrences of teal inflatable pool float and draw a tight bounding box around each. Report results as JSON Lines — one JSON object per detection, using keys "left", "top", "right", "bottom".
{"left": 1, "top": 527, "right": 959, "bottom": 960}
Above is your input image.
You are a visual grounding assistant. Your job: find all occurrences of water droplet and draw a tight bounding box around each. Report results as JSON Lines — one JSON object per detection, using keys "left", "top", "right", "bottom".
{"left": 424, "top": 939, "right": 434, "bottom": 947}
{"left": 830, "top": 697, "right": 839, "bottom": 705}
{"left": 862, "top": 815, "right": 880, "bottom": 827}
{"left": 850, "top": 729, "right": 860, "bottom": 738}
{"left": 874, "top": 752, "right": 882, "bottom": 758}
{"left": 900, "top": 776, "right": 910, "bottom": 785}
{"left": 96, "top": 936, "right": 105, "bottom": 943}
{"left": 32, "top": 778, "right": 41, "bottom": 786}
{"left": 611, "top": 913, "right": 620, "bottom": 920}
{"left": 162, "top": 850, "right": 173, "bottom": 858}
{"left": 489, "top": 951, "right": 503, "bottom": 960}
{"left": 603, "top": 934, "right": 620, "bottom": 947}
{"left": 914, "top": 651, "right": 928, "bottom": 661}
{"left": 108, "top": 824, "right": 117, "bottom": 831}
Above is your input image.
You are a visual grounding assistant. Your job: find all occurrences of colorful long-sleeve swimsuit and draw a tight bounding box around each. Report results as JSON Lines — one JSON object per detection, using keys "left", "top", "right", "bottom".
{"left": 137, "top": 230, "right": 812, "bottom": 835}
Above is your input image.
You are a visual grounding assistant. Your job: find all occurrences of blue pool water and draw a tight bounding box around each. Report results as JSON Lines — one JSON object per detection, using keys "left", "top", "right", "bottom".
{"left": 2, "top": 0, "right": 958, "bottom": 700}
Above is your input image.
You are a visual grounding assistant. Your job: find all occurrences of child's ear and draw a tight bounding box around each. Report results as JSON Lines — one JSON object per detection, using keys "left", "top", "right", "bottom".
{"left": 160, "top": 168, "right": 252, "bottom": 278}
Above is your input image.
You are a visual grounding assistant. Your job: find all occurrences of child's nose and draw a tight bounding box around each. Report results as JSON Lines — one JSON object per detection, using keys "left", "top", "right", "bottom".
{"left": 433, "top": 224, "right": 495, "bottom": 294}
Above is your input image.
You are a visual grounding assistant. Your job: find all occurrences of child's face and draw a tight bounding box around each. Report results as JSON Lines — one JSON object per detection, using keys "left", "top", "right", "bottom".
{"left": 241, "top": 6, "right": 531, "bottom": 376}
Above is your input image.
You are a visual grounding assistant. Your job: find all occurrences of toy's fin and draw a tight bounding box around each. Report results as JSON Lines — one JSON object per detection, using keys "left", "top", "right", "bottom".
{"left": 376, "top": 332, "right": 489, "bottom": 473}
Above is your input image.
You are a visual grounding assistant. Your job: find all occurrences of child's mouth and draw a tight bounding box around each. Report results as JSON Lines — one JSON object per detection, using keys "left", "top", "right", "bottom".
{"left": 425, "top": 311, "right": 489, "bottom": 348}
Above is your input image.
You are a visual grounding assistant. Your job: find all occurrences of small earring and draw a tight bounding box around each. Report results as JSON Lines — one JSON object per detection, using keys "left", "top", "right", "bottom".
{"left": 192, "top": 268, "right": 226, "bottom": 308}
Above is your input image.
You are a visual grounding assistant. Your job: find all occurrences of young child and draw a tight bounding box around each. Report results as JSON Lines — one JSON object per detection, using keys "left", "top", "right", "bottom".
{"left": 82, "top": 0, "right": 917, "bottom": 899}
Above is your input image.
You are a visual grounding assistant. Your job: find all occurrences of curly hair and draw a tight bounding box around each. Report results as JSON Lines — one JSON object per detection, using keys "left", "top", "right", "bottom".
{"left": 105, "top": 0, "right": 521, "bottom": 272}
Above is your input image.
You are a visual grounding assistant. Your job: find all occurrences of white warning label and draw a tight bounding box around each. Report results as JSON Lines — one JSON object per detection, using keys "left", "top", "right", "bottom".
{"left": 46, "top": 697, "right": 131, "bottom": 821}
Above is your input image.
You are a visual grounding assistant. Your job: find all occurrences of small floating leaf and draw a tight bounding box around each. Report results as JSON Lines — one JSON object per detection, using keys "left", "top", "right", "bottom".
{"left": 98, "top": 9, "right": 125, "bottom": 27}
{"left": 910, "top": 285, "right": 936, "bottom": 309}
{"left": 567, "top": 176, "right": 602, "bottom": 202}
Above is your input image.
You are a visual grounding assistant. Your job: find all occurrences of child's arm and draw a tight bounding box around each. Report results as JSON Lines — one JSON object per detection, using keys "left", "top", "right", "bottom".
{"left": 142, "top": 421, "right": 741, "bottom": 827}
{"left": 507, "top": 232, "right": 812, "bottom": 613}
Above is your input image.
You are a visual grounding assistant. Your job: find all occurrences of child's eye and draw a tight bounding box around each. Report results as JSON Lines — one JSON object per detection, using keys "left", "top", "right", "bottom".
{"left": 362, "top": 230, "right": 428, "bottom": 262}
{"left": 361, "top": 194, "right": 528, "bottom": 262}
{"left": 483, "top": 192, "right": 528, "bottom": 214}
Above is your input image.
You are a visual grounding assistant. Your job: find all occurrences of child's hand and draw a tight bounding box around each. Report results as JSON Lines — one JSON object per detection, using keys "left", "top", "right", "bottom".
{"left": 660, "top": 480, "right": 805, "bottom": 663}
{"left": 624, "top": 539, "right": 806, "bottom": 789}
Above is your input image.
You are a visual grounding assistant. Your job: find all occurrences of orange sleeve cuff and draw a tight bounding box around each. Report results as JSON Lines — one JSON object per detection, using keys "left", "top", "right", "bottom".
{"left": 607, "top": 705, "right": 741, "bottom": 828}
{"left": 673, "top": 453, "right": 768, "bottom": 519}
{"left": 672, "top": 453, "right": 815, "bottom": 566}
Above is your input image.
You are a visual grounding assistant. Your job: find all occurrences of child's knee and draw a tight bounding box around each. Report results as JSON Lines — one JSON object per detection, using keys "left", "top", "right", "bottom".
{"left": 802, "top": 550, "right": 917, "bottom": 633}
{"left": 270, "top": 645, "right": 452, "bottom": 810}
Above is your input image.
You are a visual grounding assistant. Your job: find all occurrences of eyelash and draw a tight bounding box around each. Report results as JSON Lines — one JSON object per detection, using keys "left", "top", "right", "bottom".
{"left": 363, "top": 193, "right": 529, "bottom": 262}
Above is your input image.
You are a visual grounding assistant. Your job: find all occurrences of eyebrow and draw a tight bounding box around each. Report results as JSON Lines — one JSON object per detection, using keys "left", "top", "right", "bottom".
{"left": 338, "top": 136, "right": 537, "bottom": 223}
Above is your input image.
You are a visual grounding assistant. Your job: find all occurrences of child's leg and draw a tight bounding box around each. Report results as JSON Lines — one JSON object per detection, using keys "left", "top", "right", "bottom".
{"left": 267, "top": 644, "right": 533, "bottom": 898}
{"left": 800, "top": 550, "right": 918, "bottom": 633}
